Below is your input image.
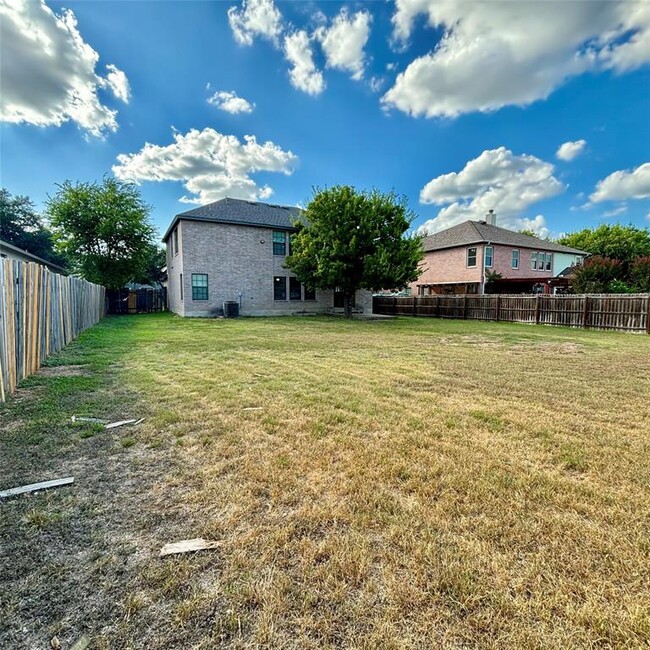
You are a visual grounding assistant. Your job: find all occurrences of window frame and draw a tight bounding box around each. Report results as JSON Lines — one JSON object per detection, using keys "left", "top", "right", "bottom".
{"left": 545, "top": 252, "right": 552, "bottom": 271}
{"left": 273, "top": 276, "right": 287, "bottom": 301}
{"left": 173, "top": 229, "right": 179, "bottom": 256}
{"left": 304, "top": 286, "right": 316, "bottom": 301}
{"left": 484, "top": 245, "right": 493, "bottom": 268}
{"left": 272, "top": 230, "right": 286, "bottom": 256}
{"left": 180, "top": 273, "right": 183, "bottom": 301}
{"left": 191, "top": 273, "right": 208, "bottom": 301}
{"left": 466, "top": 246, "right": 478, "bottom": 268}
{"left": 531, "top": 252, "right": 538, "bottom": 271}
{"left": 289, "top": 277, "right": 302, "bottom": 301}
{"left": 511, "top": 249, "right": 520, "bottom": 270}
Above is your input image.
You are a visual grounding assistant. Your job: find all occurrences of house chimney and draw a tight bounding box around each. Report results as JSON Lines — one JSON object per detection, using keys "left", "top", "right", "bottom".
{"left": 486, "top": 209, "right": 497, "bottom": 226}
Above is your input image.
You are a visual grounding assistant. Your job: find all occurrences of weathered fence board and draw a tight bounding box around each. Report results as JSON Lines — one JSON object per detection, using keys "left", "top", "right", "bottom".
{"left": 373, "top": 293, "right": 650, "bottom": 334}
{"left": 0, "top": 260, "right": 105, "bottom": 402}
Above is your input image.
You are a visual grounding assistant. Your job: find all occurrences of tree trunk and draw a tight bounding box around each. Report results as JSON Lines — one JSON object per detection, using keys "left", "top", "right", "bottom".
{"left": 344, "top": 292, "right": 353, "bottom": 319}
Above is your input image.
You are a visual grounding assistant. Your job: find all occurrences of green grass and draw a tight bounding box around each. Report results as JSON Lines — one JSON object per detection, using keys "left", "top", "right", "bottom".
{"left": 1, "top": 313, "right": 649, "bottom": 649}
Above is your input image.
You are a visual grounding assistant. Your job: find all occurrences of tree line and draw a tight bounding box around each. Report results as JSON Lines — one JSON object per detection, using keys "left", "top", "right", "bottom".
{"left": 2, "top": 178, "right": 649, "bottom": 306}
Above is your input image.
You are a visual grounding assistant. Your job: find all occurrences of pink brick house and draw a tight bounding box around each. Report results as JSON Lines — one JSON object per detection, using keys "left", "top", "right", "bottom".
{"left": 410, "top": 215, "right": 586, "bottom": 295}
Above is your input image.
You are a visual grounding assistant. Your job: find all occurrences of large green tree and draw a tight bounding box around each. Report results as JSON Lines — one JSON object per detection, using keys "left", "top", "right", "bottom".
{"left": 0, "top": 188, "right": 67, "bottom": 267}
{"left": 285, "top": 186, "right": 423, "bottom": 317}
{"left": 558, "top": 224, "right": 650, "bottom": 265}
{"left": 47, "top": 177, "right": 155, "bottom": 289}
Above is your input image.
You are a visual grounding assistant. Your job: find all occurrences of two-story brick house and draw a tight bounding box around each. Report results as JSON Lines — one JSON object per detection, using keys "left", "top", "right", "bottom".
{"left": 163, "top": 198, "right": 373, "bottom": 316}
{"left": 411, "top": 214, "right": 586, "bottom": 295}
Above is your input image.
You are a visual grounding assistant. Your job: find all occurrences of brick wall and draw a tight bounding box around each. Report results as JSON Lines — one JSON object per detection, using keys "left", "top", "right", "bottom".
{"left": 167, "top": 219, "right": 372, "bottom": 317}
{"left": 410, "top": 243, "right": 562, "bottom": 292}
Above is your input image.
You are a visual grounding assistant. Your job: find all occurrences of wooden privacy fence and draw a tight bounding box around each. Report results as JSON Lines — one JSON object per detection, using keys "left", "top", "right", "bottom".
{"left": 0, "top": 259, "right": 105, "bottom": 402}
{"left": 373, "top": 293, "right": 650, "bottom": 334}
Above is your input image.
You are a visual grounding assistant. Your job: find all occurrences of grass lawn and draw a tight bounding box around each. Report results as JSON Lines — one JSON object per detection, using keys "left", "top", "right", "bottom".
{"left": 1, "top": 314, "right": 649, "bottom": 649}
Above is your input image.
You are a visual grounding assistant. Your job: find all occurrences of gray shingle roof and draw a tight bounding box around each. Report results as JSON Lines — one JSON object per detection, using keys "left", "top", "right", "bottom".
{"left": 421, "top": 220, "right": 587, "bottom": 255}
{"left": 162, "top": 198, "right": 303, "bottom": 241}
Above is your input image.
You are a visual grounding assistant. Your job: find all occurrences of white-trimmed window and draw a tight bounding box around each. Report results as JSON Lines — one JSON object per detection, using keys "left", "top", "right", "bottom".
{"left": 467, "top": 247, "right": 477, "bottom": 267}
{"left": 173, "top": 229, "right": 179, "bottom": 256}
{"left": 484, "top": 246, "right": 493, "bottom": 268}
{"left": 511, "top": 249, "right": 519, "bottom": 269}
{"left": 531, "top": 252, "right": 538, "bottom": 271}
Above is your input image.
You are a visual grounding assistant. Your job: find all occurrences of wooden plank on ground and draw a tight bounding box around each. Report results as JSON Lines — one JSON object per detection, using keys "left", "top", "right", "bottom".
{"left": 159, "top": 538, "right": 222, "bottom": 557}
{"left": 105, "top": 419, "right": 138, "bottom": 429}
{"left": 0, "top": 477, "right": 74, "bottom": 499}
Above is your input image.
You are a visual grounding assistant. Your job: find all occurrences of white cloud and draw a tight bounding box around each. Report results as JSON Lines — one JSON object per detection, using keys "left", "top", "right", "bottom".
{"left": 602, "top": 204, "right": 628, "bottom": 218}
{"left": 112, "top": 128, "right": 298, "bottom": 204}
{"left": 383, "top": 0, "right": 650, "bottom": 118}
{"left": 103, "top": 64, "right": 130, "bottom": 103}
{"left": 283, "top": 30, "right": 325, "bottom": 96}
{"left": 227, "top": 0, "right": 283, "bottom": 46}
{"left": 369, "top": 76, "right": 385, "bottom": 93}
{"left": 590, "top": 162, "right": 650, "bottom": 203}
{"left": 418, "top": 147, "right": 564, "bottom": 236}
{"left": 556, "top": 139, "right": 586, "bottom": 162}
{"left": 0, "top": 0, "right": 129, "bottom": 136}
{"left": 208, "top": 90, "right": 254, "bottom": 114}
{"left": 315, "top": 8, "right": 372, "bottom": 80}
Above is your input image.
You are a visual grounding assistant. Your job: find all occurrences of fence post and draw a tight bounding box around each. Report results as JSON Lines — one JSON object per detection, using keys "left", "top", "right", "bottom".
{"left": 393, "top": 296, "right": 397, "bottom": 316}
{"left": 495, "top": 295, "right": 501, "bottom": 322}
{"left": 646, "top": 295, "right": 650, "bottom": 335}
{"left": 463, "top": 295, "right": 468, "bottom": 320}
{"left": 535, "top": 294, "right": 541, "bottom": 324}
{"left": 582, "top": 296, "right": 590, "bottom": 329}
{"left": 412, "top": 296, "right": 417, "bottom": 316}
{"left": 434, "top": 294, "right": 439, "bottom": 319}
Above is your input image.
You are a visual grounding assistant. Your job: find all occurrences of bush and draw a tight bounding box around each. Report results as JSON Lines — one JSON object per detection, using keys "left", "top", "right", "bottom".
{"left": 629, "top": 256, "right": 650, "bottom": 292}
{"left": 570, "top": 256, "right": 625, "bottom": 293}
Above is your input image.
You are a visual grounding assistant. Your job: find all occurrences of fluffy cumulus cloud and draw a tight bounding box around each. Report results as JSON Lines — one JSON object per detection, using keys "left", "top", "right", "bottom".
{"left": 227, "top": 0, "right": 282, "bottom": 46}
{"left": 315, "top": 8, "right": 372, "bottom": 80}
{"left": 0, "top": 0, "right": 130, "bottom": 136}
{"left": 227, "top": 0, "right": 372, "bottom": 94}
{"left": 207, "top": 90, "right": 254, "bottom": 114}
{"left": 590, "top": 162, "right": 650, "bottom": 203}
{"left": 383, "top": 0, "right": 650, "bottom": 118}
{"left": 112, "top": 128, "right": 298, "bottom": 204}
{"left": 556, "top": 140, "right": 586, "bottom": 162}
{"left": 418, "top": 147, "right": 564, "bottom": 236}
{"left": 283, "top": 30, "right": 325, "bottom": 96}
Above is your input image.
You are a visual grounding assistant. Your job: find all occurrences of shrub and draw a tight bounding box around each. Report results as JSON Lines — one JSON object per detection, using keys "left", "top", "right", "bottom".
{"left": 629, "top": 256, "right": 650, "bottom": 292}
{"left": 570, "top": 256, "right": 624, "bottom": 293}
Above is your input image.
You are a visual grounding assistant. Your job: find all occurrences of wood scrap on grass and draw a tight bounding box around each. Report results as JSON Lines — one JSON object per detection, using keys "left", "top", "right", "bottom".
{"left": 105, "top": 418, "right": 144, "bottom": 429}
{"left": 0, "top": 477, "right": 74, "bottom": 499}
{"left": 159, "top": 538, "right": 221, "bottom": 557}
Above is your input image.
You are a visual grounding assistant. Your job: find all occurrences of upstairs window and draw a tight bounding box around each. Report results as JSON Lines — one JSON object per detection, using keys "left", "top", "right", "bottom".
{"left": 545, "top": 252, "right": 552, "bottom": 271}
{"left": 173, "top": 229, "right": 179, "bottom": 256}
{"left": 484, "top": 246, "right": 493, "bottom": 268}
{"left": 191, "top": 273, "right": 208, "bottom": 300}
{"left": 272, "top": 231, "right": 286, "bottom": 256}
{"left": 467, "top": 247, "right": 477, "bottom": 267}
{"left": 531, "top": 252, "right": 538, "bottom": 271}
{"left": 511, "top": 249, "right": 519, "bottom": 269}
{"left": 274, "top": 276, "right": 287, "bottom": 300}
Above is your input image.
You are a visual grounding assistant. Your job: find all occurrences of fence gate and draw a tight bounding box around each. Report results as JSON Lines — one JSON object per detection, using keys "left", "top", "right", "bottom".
{"left": 107, "top": 288, "right": 167, "bottom": 314}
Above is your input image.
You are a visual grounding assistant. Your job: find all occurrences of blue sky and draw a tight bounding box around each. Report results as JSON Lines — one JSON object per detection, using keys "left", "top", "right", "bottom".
{"left": 1, "top": 0, "right": 649, "bottom": 241}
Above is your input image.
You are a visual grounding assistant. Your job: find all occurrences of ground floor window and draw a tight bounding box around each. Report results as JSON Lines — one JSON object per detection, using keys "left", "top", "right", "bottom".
{"left": 289, "top": 277, "right": 302, "bottom": 300}
{"left": 274, "top": 276, "right": 287, "bottom": 300}
{"left": 191, "top": 273, "right": 208, "bottom": 300}
{"left": 180, "top": 273, "right": 183, "bottom": 301}
{"left": 334, "top": 291, "right": 355, "bottom": 308}
{"left": 304, "top": 286, "right": 316, "bottom": 300}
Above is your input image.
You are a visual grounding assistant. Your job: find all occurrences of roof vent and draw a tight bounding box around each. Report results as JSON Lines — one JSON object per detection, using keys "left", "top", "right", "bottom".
{"left": 485, "top": 209, "right": 497, "bottom": 226}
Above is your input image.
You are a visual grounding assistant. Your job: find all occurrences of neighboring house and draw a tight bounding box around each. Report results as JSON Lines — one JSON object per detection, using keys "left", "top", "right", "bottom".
{"left": 0, "top": 239, "right": 67, "bottom": 274}
{"left": 411, "top": 213, "right": 587, "bottom": 295}
{"left": 163, "top": 198, "right": 373, "bottom": 317}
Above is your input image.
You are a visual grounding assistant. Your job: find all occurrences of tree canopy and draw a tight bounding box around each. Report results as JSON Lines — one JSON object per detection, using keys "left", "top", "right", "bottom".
{"left": 0, "top": 188, "right": 67, "bottom": 267}
{"left": 285, "top": 186, "right": 423, "bottom": 317}
{"left": 47, "top": 177, "right": 156, "bottom": 289}
{"left": 558, "top": 224, "right": 650, "bottom": 265}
